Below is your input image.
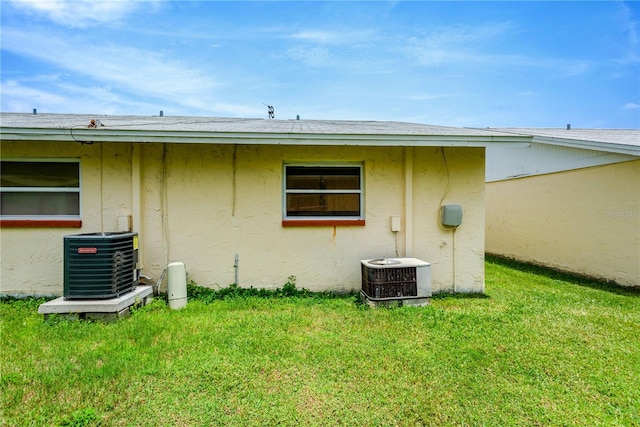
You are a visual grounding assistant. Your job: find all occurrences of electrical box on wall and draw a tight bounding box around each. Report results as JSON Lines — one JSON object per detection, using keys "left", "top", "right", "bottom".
{"left": 118, "top": 215, "right": 132, "bottom": 232}
{"left": 441, "top": 204, "right": 463, "bottom": 227}
{"left": 390, "top": 216, "right": 401, "bottom": 232}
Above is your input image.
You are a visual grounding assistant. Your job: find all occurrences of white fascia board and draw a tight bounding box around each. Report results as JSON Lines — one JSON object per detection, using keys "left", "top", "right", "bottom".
{"left": 0, "top": 127, "right": 532, "bottom": 147}
{"left": 533, "top": 136, "right": 640, "bottom": 157}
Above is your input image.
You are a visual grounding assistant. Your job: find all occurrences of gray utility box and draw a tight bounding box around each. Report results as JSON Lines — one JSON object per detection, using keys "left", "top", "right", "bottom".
{"left": 440, "top": 204, "right": 463, "bottom": 227}
{"left": 63, "top": 232, "right": 139, "bottom": 300}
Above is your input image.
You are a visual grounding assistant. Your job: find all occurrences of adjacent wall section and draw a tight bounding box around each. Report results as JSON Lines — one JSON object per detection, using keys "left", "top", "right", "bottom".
{"left": 486, "top": 160, "right": 640, "bottom": 287}
{"left": 0, "top": 141, "right": 132, "bottom": 295}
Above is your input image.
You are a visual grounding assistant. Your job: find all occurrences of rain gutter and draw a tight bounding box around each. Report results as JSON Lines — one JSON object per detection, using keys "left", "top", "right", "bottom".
{"left": 0, "top": 127, "right": 533, "bottom": 147}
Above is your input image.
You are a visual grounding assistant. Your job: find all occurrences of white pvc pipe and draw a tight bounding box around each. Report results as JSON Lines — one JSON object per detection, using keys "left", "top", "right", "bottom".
{"left": 167, "top": 262, "right": 187, "bottom": 309}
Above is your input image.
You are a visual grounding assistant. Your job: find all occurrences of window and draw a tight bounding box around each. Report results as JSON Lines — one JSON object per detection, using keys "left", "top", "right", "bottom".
{"left": 1, "top": 159, "right": 81, "bottom": 227}
{"left": 283, "top": 164, "right": 364, "bottom": 226}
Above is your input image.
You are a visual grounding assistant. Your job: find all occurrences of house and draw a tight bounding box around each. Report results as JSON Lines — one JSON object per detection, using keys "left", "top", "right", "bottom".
{"left": 0, "top": 113, "right": 531, "bottom": 297}
{"left": 485, "top": 128, "right": 640, "bottom": 287}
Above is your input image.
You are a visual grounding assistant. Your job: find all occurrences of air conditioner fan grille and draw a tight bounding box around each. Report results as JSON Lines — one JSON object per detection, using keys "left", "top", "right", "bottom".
{"left": 361, "top": 265, "right": 418, "bottom": 299}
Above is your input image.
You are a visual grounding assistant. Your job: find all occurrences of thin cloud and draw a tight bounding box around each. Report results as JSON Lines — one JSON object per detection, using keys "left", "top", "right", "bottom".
{"left": 288, "top": 29, "right": 376, "bottom": 45}
{"left": 623, "top": 103, "right": 639, "bottom": 110}
{"left": 405, "top": 38, "right": 592, "bottom": 76}
{"left": 403, "top": 93, "right": 461, "bottom": 101}
{"left": 211, "top": 102, "right": 263, "bottom": 117}
{"left": 1, "top": 27, "right": 221, "bottom": 112}
{"left": 286, "top": 46, "right": 331, "bottom": 67}
{"left": 283, "top": 28, "right": 383, "bottom": 69}
{"left": 7, "top": 0, "right": 151, "bottom": 28}
{"left": 1, "top": 78, "right": 165, "bottom": 115}
{"left": 289, "top": 30, "right": 345, "bottom": 44}
{"left": 402, "top": 22, "right": 513, "bottom": 66}
{"left": 415, "top": 22, "right": 514, "bottom": 46}
{"left": 1, "top": 80, "right": 67, "bottom": 108}
{"left": 401, "top": 22, "right": 592, "bottom": 76}
{"left": 620, "top": 2, "right": 639, "bottom": 61}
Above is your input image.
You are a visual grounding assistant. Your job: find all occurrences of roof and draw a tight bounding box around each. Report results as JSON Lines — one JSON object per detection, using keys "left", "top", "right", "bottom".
{"left": 0, "top": 113, "right": 531, "bottom": 147}
{"left": 488, "top": 127, "right": 640, "bottom": 156}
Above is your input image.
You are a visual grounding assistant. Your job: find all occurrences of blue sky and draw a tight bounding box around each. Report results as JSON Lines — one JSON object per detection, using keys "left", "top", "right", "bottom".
{"left": 1, "top": 1, "right": 639, "bottom": 128}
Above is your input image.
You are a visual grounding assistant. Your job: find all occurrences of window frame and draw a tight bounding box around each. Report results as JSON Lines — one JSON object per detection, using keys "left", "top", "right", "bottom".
{"left": 282, "top": 162, "right": 365, "bottom": 227}
{"left": 0, "top": 158, "right": 82, "bottom": 228}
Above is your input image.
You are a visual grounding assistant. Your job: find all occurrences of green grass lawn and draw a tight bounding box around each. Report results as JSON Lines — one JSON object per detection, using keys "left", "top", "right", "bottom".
{"left": 2, "top": 258, "right": 639, "bottom": 426}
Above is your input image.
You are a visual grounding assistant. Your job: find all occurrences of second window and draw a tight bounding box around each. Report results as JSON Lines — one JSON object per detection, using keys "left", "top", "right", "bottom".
{"left": 284, "top": 164, "right": 363, "bottom": 219}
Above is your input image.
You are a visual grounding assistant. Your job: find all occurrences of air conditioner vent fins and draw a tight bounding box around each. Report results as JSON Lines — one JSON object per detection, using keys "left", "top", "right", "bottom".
{"left": 361, "top": 258, "right": 431, "bottom": 306}
{"left": 63, "top": 232, "right": 139, "bottom": 299}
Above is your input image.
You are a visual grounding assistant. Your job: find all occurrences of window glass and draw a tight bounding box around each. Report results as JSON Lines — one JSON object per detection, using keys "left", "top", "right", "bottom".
{"left": 286, "top": 166, "right": 360, "bottom": 190}
{"left": 286, "top": 193, "right": 361, "bottom": 216}
{"left": 284, "top": 165, "right": 362, "bottom": 219}
{"left": 0, "top": 160, "right": 80, "bottom": 218}
{"left": 1, "top": 161, "right": 79, "bottom": 188}
{"left": 1, "top": 192, "right": 80, "bottom": 216}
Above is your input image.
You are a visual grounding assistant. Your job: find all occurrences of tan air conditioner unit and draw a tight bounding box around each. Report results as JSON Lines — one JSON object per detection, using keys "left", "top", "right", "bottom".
{"left": 361, "top": 258, "right": 431, "bottom": 306}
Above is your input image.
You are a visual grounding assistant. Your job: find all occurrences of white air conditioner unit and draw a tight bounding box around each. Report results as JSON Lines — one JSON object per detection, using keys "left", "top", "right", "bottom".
{"left": 361, "top": 258, "right": 431, "bottom": 306}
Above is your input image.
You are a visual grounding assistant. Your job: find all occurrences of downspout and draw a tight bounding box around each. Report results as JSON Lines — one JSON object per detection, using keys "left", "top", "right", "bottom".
{"left": 404, "top": 146, "right": 413, "bottom": 257}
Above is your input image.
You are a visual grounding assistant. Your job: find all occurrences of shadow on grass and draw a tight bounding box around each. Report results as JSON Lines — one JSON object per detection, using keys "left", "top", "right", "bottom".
{"left": 486, "top": 254, "right": 640, "bottom": 297}
{"left": 431, "top": 291, "right": 490, "bottom": 300}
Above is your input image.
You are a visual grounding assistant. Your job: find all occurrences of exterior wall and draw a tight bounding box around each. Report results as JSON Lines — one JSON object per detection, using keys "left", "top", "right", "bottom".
{"left": 1, "top": 140, "right": 486, "bottom": 295}
{"left": 486, "top": 143, "right": 633, "bottom": 182}
{"left": 486, "top": 160, "right": 640, "bottom": 287}
{"left": 412, "top": 147, "right": 486, "bottom": 293}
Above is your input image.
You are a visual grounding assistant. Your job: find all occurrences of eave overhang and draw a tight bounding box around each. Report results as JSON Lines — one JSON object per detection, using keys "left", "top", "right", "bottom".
{"left": 0, "top": 127, "right": 532, "bottom": 147}
{"left": 532, "top": 136, "right": 640, "bottom": 157}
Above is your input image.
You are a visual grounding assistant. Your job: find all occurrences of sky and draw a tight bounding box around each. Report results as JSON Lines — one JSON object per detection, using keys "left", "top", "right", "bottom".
{"left": 1, "top": 1, "right": 639, "bottom": 128}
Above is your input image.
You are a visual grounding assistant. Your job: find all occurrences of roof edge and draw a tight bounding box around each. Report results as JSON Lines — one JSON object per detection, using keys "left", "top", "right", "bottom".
{"left": 484, "top": 127, "right": 640, "bottom": 156}
{"left": 0, "top": 127, "right": 532, "bottom": 147}
{"left": 532, "top": 136, "right": 640, "bottom": 156}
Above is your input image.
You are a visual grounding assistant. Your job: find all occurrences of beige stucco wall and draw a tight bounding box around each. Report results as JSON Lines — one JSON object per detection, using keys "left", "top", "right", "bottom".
{"left": 1, "top": 140, "right": 486, "bottom": 295}
{"left": 486, "top": 160, "right": 640, "bottom": 287}
{"left": 412, "top": 147, "right": 486, "bottom": 293}
{"left": 0, "top": 141, "right": 133, "bottom": 295}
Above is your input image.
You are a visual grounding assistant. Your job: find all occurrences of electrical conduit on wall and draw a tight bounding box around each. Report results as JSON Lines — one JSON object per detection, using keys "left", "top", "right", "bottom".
{"left": 161, "top": 144, "right": 170, "bottom": 265}
{"left": 404, "top": 146, "right": 413, "bottom": 257}
{"left": 232, "top": 145, "right": 239, "bottom": 285}
{"left": 438, "top": 147, "right": 457, "bottom": 292}
{"left": 131, "top": 144, "right": 143, "bottom": 268}
{"left": 100, "top": 143, "right": 104, "bottom": 233}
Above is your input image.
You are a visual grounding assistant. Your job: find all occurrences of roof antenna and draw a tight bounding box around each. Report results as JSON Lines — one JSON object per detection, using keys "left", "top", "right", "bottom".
{"left": 263, "top": 103, "right": 275, "bottom": 119}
